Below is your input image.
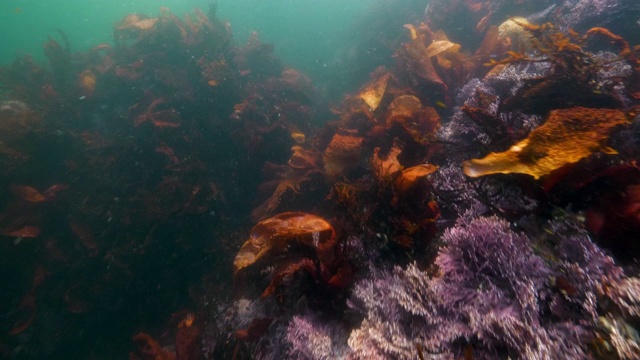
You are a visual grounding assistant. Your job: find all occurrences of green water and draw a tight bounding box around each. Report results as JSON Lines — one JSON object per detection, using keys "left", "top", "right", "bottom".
{"left": 0, "top": 0, "right": 373, "bottom": 80}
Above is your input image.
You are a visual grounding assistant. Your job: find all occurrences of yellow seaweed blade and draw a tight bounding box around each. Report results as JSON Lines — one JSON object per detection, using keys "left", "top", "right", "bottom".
{"left": 463, "top": 107, "right": 629, "bottom": 179}
{"left": 359, "top": 73, "right": 391, "bottom": 111}
{"left": 233, "top": 212, "right": 335, "bottom": 275}
{"left": 425, "top": 40, "right": 460, "bottom": 58}
{"left": 404, "top": 24, "right": 418, "bottom": 40}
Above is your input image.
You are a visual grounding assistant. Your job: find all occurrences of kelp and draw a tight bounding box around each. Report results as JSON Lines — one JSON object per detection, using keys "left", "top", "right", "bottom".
{"left": 463, "top": 107, "right": 630, "bottom": 179}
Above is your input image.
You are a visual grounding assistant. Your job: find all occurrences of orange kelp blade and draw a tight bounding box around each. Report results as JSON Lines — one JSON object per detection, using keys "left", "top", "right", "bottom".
{"left": 233, "top": 212, "right": 335, "bottom": 276}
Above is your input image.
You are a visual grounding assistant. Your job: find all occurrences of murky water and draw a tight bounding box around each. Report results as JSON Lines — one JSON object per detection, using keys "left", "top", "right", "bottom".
{"left": 1, "top": 0, "right": 639, "bottom": 359}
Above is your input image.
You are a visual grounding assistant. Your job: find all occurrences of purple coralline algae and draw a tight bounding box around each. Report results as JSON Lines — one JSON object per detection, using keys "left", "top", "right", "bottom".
{"left": 347, "top": 216, "right": 640, "bottom": 359}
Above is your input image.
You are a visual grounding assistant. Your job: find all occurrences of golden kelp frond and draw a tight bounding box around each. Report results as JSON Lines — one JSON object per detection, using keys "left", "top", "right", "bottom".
{"left": 491, "top": 22, "right": 636, "bottom": 69}
{"left": 584, "top": 27, "right": 631, "bottom": 56}
{"left": 433, "top": 29, "right": 451, "bottom": 42}
{"left": 288, "top": 125, "right": 306, "bottom": 144}
{"left": 425, "top": 40, "right": 460, "bottom": 58}
{"left": 394, "top": 164, "right": 439, "bottom": 196}
{"left": 359, "top": 72, "right": 391, "bottom": 111}
{"left": 288, "top": 146, "right": 318, "bottom": 169}
{"left": 426, "top": 40, "right": 462, "bottom": 69}
{"left": 404, "top": 24, "right": 419, "bottom": 41}
{"left": 404, "top": 22, "right": 437, "bottom": 43}
{"left": 115, "top": 14, "right": 159, "bottom": 31}
{"left": 113, "top": 14, "right": 159, "bottom": 44}
{"left": 489, "top": 24, "right": 636, "bottom": 114}
{"left": 497, "top": 17, "right": 537, "bottom": 52}
{"left": 323, "top": 133, "right": 364, "bottom": 178}
{"left": 463, "top": 107, "right": 629, "bottom": 179}
{"left": 398, "top": 33, "right": 447, "bottom": 93}
{"left": 233, "top": 212, "right": 335, "bottom": 275}
{"left": 371, "top": 144, "right": 403, "bottom": 182}
{"left": 490, "top": 19, "right": 580, "bottom": 65}
{"left": 386, "top": 95, "right": 422, "bottom": 120}
{"left": 78, "top": 70, "right": 96, "bottom": 97}
{"left": 183, "top": 8, "right": 214, "bottom": 34}
{"left": 384, "top": 95, "right": 440, "bottom": 145}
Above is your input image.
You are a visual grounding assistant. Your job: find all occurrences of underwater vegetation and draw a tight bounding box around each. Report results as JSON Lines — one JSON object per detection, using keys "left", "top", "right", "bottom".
{"left": 1, "top": 0, "right": 640, "bottom": 359}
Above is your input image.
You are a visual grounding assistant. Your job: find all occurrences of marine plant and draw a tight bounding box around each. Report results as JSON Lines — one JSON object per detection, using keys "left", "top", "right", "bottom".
{"left": 347, "top": 216, "right": 640, "bottom": 359}
{"left": 1, "top": 1, "right": 639, "bottom": 359}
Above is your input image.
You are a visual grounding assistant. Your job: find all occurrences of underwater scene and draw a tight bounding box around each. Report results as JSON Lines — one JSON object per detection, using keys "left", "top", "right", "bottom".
{"left": 1, "top": 0, "right": 640, "bottom": 359}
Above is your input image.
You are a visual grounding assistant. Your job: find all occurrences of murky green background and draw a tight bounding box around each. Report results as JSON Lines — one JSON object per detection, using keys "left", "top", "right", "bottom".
{"left": 0, "top": 0, "right": 373, "bottom": 79}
